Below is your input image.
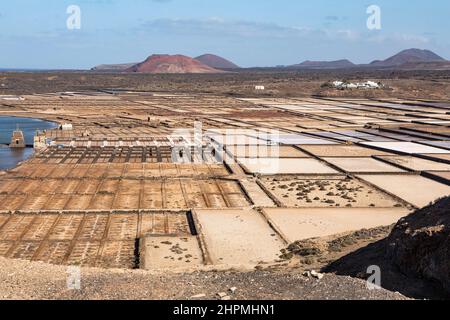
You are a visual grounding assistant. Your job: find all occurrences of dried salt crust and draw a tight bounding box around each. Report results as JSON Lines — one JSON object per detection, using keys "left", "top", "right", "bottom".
{"left": 238, "top": 158, "right": 339, "bottom": 175}
{"left": 358, "top": 174, "right": 450, "bottom": 208}
{"left": 263, "top": 207, "right": 410, "bottom": 242}
{"left": 194, "top": 209, "right": 285, "bottom": 266}
{"left": 377, "top": 156, "right": 450, "bottom": 172}
{"left": 361, "top": 142, "right": 450, "bottom": 155}
{"left": 323, "top": 157, "right": 406, "bottom": 173}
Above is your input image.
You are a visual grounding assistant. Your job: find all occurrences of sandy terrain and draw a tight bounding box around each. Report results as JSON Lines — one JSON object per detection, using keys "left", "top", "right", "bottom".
{"left": 0, "top": 257, "right": 407, "bottom": 300}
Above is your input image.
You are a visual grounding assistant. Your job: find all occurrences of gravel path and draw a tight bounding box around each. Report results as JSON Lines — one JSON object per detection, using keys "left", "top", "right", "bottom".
{"left": 0, "top": 258, "right": 407, "bottom": 300}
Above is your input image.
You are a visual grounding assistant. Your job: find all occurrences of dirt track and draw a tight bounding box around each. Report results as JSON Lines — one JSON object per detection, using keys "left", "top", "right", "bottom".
{"left": 0, "top": 257, "right": 407, "bottom": 300}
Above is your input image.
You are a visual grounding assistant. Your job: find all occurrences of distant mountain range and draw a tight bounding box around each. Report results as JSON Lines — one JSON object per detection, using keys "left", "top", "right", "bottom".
{"left": 290, "top": 59, "right": 355, "bottom": 69}
{"left": 91, "top": 63, "right": 137, "bottom": 71}
{"left": 90, "top": 49, "right": 448, "bottom": 73}
{"left": 287, "top": 49, "right": 447, "bottom": 70}
{"left": 369, "top": 48, "right": 445, "bottom": 67}
{"left": 397, "top": 60, "right": 450, "bottom": 71}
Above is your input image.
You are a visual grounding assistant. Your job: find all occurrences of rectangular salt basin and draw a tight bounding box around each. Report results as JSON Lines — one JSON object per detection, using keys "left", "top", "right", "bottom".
{"left": 194, "top": 209, "right": 285, "bottom": 265}
{"left": 422, "top": 154, "right": 450, "bottom": 163}
{"left": 301, "top": 145, "right": 393, "bottom": 157}
{"left": 140, "top": 236, "right": 204, "bottom": 269}
{"left": 238, "top": 158, "right": 339, "bottom": 175}
{"left": 331, "top": 130, "right": 395, "bottom": 142}
{"left": 210, "top": 134, "right": 267, "bottom": 146}
{"left": 417, "top": 141, "right": 450, "bottom": 150}
{"left": 361, "top": 142, "right": 450, "bottom": 154}
{"left": 263, "top": 208, "right": 410, "bottom": 242}
{"left": 226, "top": 145, "right": 309, "bottom": 158}
{"left": 324, "top": 157, "right": 406, "bottom": 173}
{"left": 264, "top": 134, "right": 337, "bottom": 145}
{"left": 306, "top": 132, "right": 362, "bottom": 143}
{"left": 377, "top": 156, "right": 450, "bottom": 171}
{"left": 424, "top": 171, "right": 450, "bottom": 184}
{"left": 358, "top": 174, "right": 450, "bottom": 208}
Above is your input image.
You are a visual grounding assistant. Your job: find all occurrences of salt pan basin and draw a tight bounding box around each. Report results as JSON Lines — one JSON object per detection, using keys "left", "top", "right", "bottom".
{"left": 377, "top": 156, "right": 450, "bottom": 172}
{"left": 361, "top": 142, "right": 450, "bottom": 155}
{"left": 262, "top": 207, "right": 410, "bottom": 242}
{"left": 226, "top": 145, "right": 309, "bottom": 158}
{"left": 324, "top": 157, "right": 406, "bottom": 173}
{"left": 238, "top": 158, "right": 339, "bottom": 175}
{"left": 194, "top": 209, "right": 285, "bottom": 266}
{"left": 140, "top": 236, "right": 204, "bottom": 270}
{"left": 265, "top": 134, "right": 337, "bottom": 145}
{"left": 358, "top": 174, "right": 450, "bottom": 208}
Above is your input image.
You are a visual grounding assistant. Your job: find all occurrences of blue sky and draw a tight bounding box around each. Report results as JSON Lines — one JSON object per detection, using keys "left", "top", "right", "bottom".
{"left": 0, "top": 0, "right": 449, "bottom": 69}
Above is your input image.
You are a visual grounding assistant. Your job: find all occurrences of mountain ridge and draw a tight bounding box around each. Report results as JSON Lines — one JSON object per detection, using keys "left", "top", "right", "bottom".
{"left": 90, "top": 48, "right": 448, "bottom": 72}
{"left": 125, "top": 54, "right": 225, "bottom": 74}
{"left": 290, "top": 59, "right": 355, "bottom": 69}
{"left": 194, "top": 54, "right": 240, "bottom": 69}
{"left": 369, "top": 48, "right": 445, "bottom": 67}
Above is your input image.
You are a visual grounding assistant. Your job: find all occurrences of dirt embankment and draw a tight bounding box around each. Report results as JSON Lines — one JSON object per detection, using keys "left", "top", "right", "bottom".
{"left": 323, "top": 197, "right": 450, "bottom": 300}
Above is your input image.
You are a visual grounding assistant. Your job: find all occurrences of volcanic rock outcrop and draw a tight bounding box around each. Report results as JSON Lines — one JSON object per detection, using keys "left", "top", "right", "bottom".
{"left": 370, "top": 48, "right": 445, "bottom": 67}
{"left": 194, "top": 54, "right": 240, "bottom": 69}
{"left": 126, "top": 54, "right": 224, "bottom": 74}
{"left": 386, "top": 197, "right": 450, "bottom": 293}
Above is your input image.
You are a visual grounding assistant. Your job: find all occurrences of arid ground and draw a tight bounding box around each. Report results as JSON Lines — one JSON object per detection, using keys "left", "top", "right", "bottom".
{"left": 0, "top": 71, "right": 449, "bottom": 300}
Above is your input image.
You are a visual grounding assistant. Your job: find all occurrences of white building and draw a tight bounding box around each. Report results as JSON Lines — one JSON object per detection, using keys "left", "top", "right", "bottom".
{"left": 33, "top": 131, "right": 48, "bottom": 150}
{"left": 332, "top": 80, "right": 381, "bottom": 90}
{"left": 60, "top": 123, "right": 73, "bottom": 131}
{"left": 365, "top": 81, "right": 380, "bottom": 88}
{"left": 0, "top": 95, "right": 25, "bottom": 101}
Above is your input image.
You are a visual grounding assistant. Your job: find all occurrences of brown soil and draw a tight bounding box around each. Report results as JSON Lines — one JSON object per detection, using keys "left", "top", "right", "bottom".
{"left": 0, "top": 257, "right": 407, "bottom": 300}
{"left": 1, "top": 70, "right": 449, "bottom": 99}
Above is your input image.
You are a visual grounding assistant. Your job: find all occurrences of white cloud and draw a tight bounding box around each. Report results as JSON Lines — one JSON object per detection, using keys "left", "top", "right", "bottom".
{"left": 136, "top": 17, "right": 431, "bottom": 47}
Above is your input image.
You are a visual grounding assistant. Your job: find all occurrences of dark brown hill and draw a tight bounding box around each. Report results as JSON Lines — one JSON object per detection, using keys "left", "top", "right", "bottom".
{"left": 126, "top": 54, "right": 224, "bottom": 74}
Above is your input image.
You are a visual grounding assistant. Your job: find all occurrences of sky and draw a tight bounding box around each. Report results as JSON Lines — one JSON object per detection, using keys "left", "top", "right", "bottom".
{"left": 0, "top": 0, "right": 449, "bottom": 69}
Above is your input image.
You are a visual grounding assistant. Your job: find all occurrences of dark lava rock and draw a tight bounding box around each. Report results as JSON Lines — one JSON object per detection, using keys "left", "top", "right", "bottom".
{"left": 386, "top": 197, "right": 450, "bottom": 293}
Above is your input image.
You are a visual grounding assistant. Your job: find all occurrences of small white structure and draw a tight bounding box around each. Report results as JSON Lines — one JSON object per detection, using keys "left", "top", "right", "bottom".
{"left": 365, "top": 81, "right": 380, "bottom": 88}
{"left": 60, "top": 123, "right": 73, "bottom": 131}
{"left": 0, "top": 95, "right": 25, "bottom": 101}
{"left": 332, "top": 80, "right": 381, "bottom": 90}
{"left": 255, "top": 86, "right": 265, "bottom": 91}
{"left": 33, "top": 130, "right": 48, "bottom": 150}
